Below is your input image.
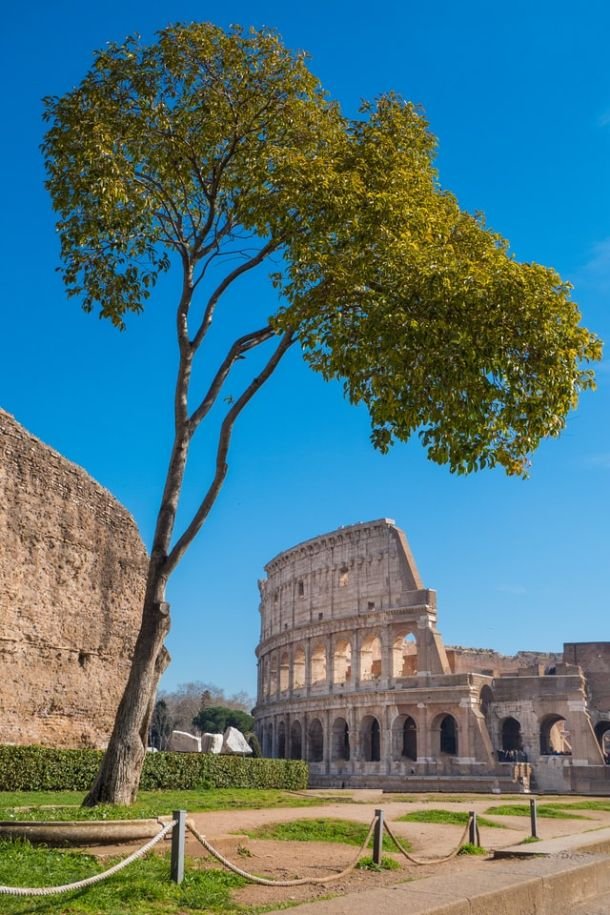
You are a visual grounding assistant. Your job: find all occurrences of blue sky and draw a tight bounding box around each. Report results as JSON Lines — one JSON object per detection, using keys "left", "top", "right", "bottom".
{"left": 1, "top": 1, "right": 609, "bottom": 699}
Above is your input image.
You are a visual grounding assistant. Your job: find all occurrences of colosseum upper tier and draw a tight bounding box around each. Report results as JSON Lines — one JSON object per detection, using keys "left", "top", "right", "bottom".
{"left": 254, "top": 519, "right": 610, "bottom": 795}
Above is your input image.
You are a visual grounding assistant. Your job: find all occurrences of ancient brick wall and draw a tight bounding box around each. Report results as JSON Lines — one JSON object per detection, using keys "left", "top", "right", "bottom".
{"left": 0, "top": 410, "right": 147, "bottom": 748}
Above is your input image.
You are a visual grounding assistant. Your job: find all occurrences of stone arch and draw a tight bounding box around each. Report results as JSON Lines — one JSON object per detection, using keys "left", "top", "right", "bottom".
{"left": 263, "top": 721, "right": 273, "bottom": 757}
{"left": 293, "top": 646, "right": 305, "bottom": 690}
{"left": 333, "top": 638, "right": 352, "bottom": 686}
{"left": 594, "top": 722, "right": 610, "bottom": 761}
{"left": 277, "top": 720, "right": 286, "bottom": 758}
{"left": 392, "top": 714, "right": 417, "bottom": 760}
{"left": 279, "top": 651, "right": 290, "bottom": 693}
{"left": 392, "top": 630, "right": 418, "bottom": 678}
{"left": 432, "top": 713, "right": 458, "bottom": 756}
{"left": 540, "top": 714, "right": 571, "bottom": 755}
{"left": 501, "top": 716, "right": 523, "bottom": 753}
{"left": 310, "top": 642, "right": 327, "bottom": 687}
{"left": 308, "top": 718, "right": 324, "bottom": 762}
{"left": 331, "top": 717, "right": 350, "bottom": 761}
{"left": 290, "top": 720, "right": 302, "bottom": 759}
{"left": 361, "top": 714, "right": 381, "bottom": 762}
{"left": 269, "top": 654, "right": 278, "bottom": 696}
{"left": 360, "top": 633, "right": 382, "bottom": 681}
{"left": 479, "top": 685, "right": 493, "bottom": 718}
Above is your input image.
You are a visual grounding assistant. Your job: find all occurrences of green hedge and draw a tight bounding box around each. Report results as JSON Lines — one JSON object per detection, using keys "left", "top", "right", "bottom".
{"left": 0, "top": 746, "right": 308, "bottom": 792}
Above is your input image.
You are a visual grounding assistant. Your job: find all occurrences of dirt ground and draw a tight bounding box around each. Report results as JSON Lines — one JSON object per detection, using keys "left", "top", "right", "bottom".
{"left": 85, "top": 789, "right": 610, "bottom": 910}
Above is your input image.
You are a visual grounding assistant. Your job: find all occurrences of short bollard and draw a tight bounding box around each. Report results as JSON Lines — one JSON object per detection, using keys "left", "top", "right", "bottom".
{"left": 373, "top": 808, "right": 384, "bottom": 865}
{"left": 530, "top": 798, "right": 538, "bottom": 839}
{"left": 171, "top": 810, "right": 187, "bottom": 884}
{"left": 468, "top": 811, "right": 478, "bottom": 846}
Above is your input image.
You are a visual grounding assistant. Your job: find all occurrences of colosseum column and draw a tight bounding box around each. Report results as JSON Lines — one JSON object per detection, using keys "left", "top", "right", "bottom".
{"left": 383, "top": 705, "right": 393, "bottom": 775}
{"left": 326, "top": 635, "right": 334, "bottom": 694}
{"left": 351, "top": 630, "right": 362, "bottom": 689}
{"left": 323, "top": 708, "right": 331, "bottom": 774}
{"left": 380, "top": 630, "right": 392, "bottom": 690}
{"left": 304, "top": 640, "right": 312, "bottom": 696}
{"left": 288, "top": 647, "right": 294, "bottom": 697}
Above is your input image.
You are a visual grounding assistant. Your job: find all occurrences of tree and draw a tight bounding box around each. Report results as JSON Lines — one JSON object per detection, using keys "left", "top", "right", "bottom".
{"left": 148, "top": 698, "right": 173, "bottom": 750}
{"left": 193, "top": 705, "right": 255, "bottom": 735}
{"left": 42, "top": 23, "right": 601, "bottom": 805}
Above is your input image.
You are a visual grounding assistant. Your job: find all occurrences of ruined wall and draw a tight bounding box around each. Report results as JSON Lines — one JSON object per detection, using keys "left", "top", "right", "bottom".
{"left": 564, "top": 643, "right": 610, "bottom": 714}
{"left": 446, "top": 647, "right": 560, "bottom": 676}
{"left": 0, "top": 410, "right": 148, "bottom": 748}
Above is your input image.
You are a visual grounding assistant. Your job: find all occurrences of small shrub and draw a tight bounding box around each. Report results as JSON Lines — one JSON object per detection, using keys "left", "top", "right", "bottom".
{"left": 458, "top": 843, "right": 487, "bottom": 856}
{"left": 356, "top": 855, "right": 400, "bottom": 871}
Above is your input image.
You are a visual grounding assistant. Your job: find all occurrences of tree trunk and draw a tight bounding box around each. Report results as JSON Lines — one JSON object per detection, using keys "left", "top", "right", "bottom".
{"left": 83, "top": 568, "right": 171, "bottom": 806}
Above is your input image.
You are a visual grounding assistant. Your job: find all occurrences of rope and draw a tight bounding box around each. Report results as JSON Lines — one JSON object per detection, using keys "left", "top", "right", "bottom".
{"left": 186, "top": 815, "right": 377, "bottom": 886}
{"left": 0, "top": 820, "right": 175, "bottom": 897}
{"left": 383, "top": 815, "right": 472, "bottom": 865}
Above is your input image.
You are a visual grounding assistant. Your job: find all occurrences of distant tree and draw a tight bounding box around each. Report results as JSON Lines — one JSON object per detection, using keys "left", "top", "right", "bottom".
{"left": 148, "top": 698, "right": 173, "bottom": 750}
{"left": 42, "top": 23, "right": 601, "bottom": 805}
{"left": 158, "top": 682, "right": 253, "bottom": 732}
{"left": 193, "top": 705, "right": 255, "bottom": 735}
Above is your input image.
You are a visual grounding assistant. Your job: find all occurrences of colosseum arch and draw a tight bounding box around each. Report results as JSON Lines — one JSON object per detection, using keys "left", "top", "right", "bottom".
{"left": 277, "top": 720, "right": 286, "bottom": 758}
{"left": 392, "top": 630, "right": 418, "bottom": 677}
{"left": 293, "top": 646, "right": 306, "bottom": 690}
{"left": 360, "top": 634, "right": 382, "bottom": 681}
{"left": 263, "top": 721, "right": 274, "bottom": 757}
{"left": 290, "top": 720, "right": 302, "bottom": 759}
{"left": 308, "top": 718, "right": 324, "bottom": 762}
{"left": 431, "top": 713, "right": 458, "bottom": 756}
{"left": 310, "top": 642, "right": 327, "bottom": 688}
{"left": 594, "top": 721, "right": 610, "bottom": 759}
{"left": 332, "top": 717, "right": 350, "bottom": 761}
{"left": 392, "top": 714, "right": 417, "bottom": 760}
{"left": 540, "top": 714, "right": 571, "bottom": 755}
{"left": 501, "top": 716, "right": 523, "bottom": 753}
{"left": 333, "top": 638, "right": 352, "bottom": 686}
{"left": 361, "top": 715, "right": 381, "bottom": 761}
{"left": 269, "top": 654, "right": 278, "bottom": 697}
{"left": 279, "top": 651, "right": 290, "bottom": 693}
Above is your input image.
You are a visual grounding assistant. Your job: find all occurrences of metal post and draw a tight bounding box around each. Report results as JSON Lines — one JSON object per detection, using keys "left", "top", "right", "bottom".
{"left": 468, "top": 811, "right": 478, "bottom": 845}
{"left": 530, "top": 798, "right": 538, "bottom": 839}
{"left": 373, "top": 808, "right": 384, "bottom": 865}
{"left": 171, "top": 809, "right": 186, "bottom": 884}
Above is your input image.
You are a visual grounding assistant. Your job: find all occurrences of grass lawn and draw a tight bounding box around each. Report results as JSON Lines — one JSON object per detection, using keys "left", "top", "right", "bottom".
{"left": 544, "top": 800, "right": 610, "bottom": 813}
{"left": 0, "top": 840, "right": 247, "bottom": 913}
{"left": 396, "top": 809, "right": 503, "bottom": 828}
{"left": 0, "top": 788, "right": 347, "bottom": 821}
{"left": 244, "top": 817, "right": 408, "bottom": 852}
{"left": 484, "top": 804, "right": 589, "bottom": 820}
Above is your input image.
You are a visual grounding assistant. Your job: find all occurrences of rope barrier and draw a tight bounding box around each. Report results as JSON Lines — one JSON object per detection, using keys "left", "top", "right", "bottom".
{"left": 383, "top": 815, "right": 473, "bottom": 865}
{"left": 0, "top": 820, "right": 176, "bottom": 897}
{"left": 186, "top": 815, "right": 378, "bottom": 886}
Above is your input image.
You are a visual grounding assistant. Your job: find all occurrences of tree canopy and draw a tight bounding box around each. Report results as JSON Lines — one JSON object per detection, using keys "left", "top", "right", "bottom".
{"left": 41, "top": 22, "right": 601, "bottom": 804}
{"left": 193, "top": 706, "right": 255, "bottom": 735}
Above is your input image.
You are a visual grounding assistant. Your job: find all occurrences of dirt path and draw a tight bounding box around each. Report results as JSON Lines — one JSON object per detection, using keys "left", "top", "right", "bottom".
{"left": 84, "top": 792, "right": 610, "bottom": 911}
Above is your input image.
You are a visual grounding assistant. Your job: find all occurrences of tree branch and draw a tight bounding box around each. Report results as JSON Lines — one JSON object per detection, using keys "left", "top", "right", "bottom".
{"left": 164, "top": 329, "right": 294, "bottom": 576}
{"left": 191, "top": 238, "right": 280, "bottom": 351}
{"left": 189, "top": 325, "right": 276, "bottom": 428}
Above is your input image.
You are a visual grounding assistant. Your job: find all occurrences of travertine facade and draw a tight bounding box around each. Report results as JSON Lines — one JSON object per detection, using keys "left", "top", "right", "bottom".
{"left": 254, "top": 520, "right": 610, "bottom": 794}
{"left": 0, "top": 410, "right": 147, "bottom": 748}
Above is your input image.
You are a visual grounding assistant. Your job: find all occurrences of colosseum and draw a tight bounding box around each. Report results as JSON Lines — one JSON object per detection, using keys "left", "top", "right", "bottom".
{"left": 254, "top": 519, "right": 610, "bottom": 794}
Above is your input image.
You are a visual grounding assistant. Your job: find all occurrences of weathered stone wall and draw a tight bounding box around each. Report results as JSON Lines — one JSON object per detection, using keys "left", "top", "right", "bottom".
{"left": 0, "top": 410, "right": 147, "bottom": 748}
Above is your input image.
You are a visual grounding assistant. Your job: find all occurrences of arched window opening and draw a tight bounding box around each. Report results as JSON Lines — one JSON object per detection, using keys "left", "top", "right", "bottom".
{"left": 333, "top": 639, "right": 352, "bottom": 686}
{"left": 361, "top": 715, "right": 381, "bottom": 762}
{"left": 339, "top": 566, "right": 349, "bottom": 587}
{"left": 361, "top": 634, "right": 382, "bottom": 681}
{"left": 499, "top": 717, "right": 524, "bottom": 760}
{"left": 440, "top": 715, "right": 458, "bottom": 755}
{"left": 277, "top": 721, "right": 286, "bottom": 759}
{"left": 308, "top": 718, "right": 324, "bottom": 762}
{"left": 279, "top": 652, "right": 290, "bottom": 693}
{"left": 402, "top": 716, "right": 417, "bottom": 760}
{"left": 293, "top": 647, "right": 305, "bottom": 690}
{"left": 290, "top": 720, "right": 302, "bottom": 759}
{"left": 540, "top": 715, "right": 571, "bottom": 755}
{"left": 332, "top": 717, "right": 350, "bottom": 761}
{"left": 310, "top": 643, "right": 327, "bottom": 687}
{"left": 392, "top": 632, "right": 418, "bottom": 678}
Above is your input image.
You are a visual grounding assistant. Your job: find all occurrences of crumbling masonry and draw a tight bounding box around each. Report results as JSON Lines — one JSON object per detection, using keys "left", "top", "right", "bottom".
{"left": 254, "top": 519, "right": 610, "bottom": 794}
